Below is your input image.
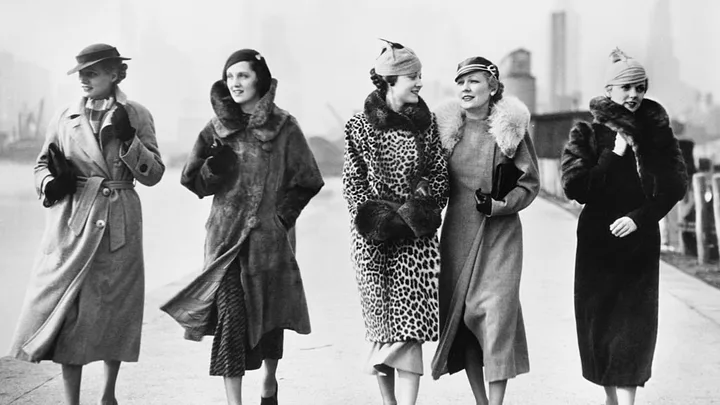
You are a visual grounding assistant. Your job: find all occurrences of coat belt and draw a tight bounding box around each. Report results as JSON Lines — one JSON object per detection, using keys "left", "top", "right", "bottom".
{"left": 68, "top": 176, "right": 135, "bottom": 252}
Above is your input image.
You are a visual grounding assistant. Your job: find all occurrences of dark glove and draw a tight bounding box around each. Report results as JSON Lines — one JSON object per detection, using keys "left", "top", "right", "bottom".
{"left": 43, "top": 143, "right": 77, "bottom": 207}
{"left": 475, "top": 188, "right": 493, "bottom": 215}
{"left": 206, "top": 144, "right": 237, "bottom": 175}
{"left": 111, "top": 104, "right": 136, "bottom": 142}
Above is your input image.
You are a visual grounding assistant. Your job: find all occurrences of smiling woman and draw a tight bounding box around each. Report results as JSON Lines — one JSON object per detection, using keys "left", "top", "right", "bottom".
{"left": 161, "top": 48, "right": 324, "bottom": 405}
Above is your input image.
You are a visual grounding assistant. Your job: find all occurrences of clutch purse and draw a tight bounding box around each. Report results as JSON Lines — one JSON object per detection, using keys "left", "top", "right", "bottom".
{"left": 491, "top": 162, "right": 524, "bottom": 200}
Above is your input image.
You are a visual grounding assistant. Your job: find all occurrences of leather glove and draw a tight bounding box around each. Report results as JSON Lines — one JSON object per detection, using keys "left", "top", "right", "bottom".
{"left": 206, "top": 144, "right": 237, "bottom": 174}
{"left": 475, "top": 188, "right": 493, "bottom": 215}
{"left": 111, "top": 104, "right": 136, "bottom": 142}
{"left": 43, "top": 143, "right": 77, "bottom": 207}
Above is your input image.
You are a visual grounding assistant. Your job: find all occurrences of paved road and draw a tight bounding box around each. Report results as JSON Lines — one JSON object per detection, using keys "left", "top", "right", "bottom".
{"left": 2, "top": 177, "right": 720, "bottom": 404}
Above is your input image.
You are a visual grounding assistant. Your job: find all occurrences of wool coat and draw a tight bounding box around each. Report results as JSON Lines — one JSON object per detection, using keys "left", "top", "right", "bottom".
{"left": 561, "top": 96, "right": 687, "bottom": 386}
{"left": 342, "top": 91, "right": 449, "bottom": 343}
{"left": 161, "top": 79, "right": 324, "bottom": 348}
{"left": 10, "top": 88, "right": 165, "bottom": 364}
{"left": 430, "top": 96, "right": 539, "bottom": 381}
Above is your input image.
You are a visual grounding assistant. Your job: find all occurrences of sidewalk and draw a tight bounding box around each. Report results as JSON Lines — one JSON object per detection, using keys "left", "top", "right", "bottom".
{"left": 2, "top": 182, "right": 720, "bottom": 404}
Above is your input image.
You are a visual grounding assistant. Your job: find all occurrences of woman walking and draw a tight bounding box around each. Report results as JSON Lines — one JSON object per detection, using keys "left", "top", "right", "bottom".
{"left": 9, "top": 43, "right": 165, "bottom": 405}
{"left": 561, "top": 48, "right": 687, "bottom": 405}
{"left": 431, "top": 56, "right": 539, "bottom": 405}
{"left": 342, "top": 39, "right": 448, "bottom": 405}
{"left": 161, "top": 49, "right": 324, "bottom": 405}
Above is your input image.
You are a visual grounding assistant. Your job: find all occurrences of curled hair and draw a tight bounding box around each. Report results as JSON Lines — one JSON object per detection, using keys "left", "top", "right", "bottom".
{"left": 96, "top": 59, "right": 128, "bottom": 85}
{"left": 485, "top": 73, "right": 504, "bottom": 110}
{"left": 369, "top": 68, "right": 398, "bottom": 95}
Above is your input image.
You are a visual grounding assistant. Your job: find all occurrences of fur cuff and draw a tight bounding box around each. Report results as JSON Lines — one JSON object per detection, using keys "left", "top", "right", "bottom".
{"left": 355, "top": 200, "right": 414, "bottom": 242}
{"left": 397, "top": 197, "right": 441, "bottom": 238}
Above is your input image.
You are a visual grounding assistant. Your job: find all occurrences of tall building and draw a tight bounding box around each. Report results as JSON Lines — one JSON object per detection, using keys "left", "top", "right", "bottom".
{"left": 645, "top": 0, "right": 695, "bottom": 117}
{"left": 499, "top": 49, "right": 537, "bottom": 114}
{"left": 549, "top": 4, "right": 581, "bottom": 112}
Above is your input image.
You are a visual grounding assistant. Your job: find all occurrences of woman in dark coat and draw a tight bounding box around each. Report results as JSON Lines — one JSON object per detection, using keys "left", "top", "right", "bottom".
{"left": 431, "top": 57, "right": 539, "bottom": 405}
{"left": 161, "top": 49, "right": 324, "bottom": 405}
{"left": 561, "top": 48, "right": 687, "bottom": 405}
{"left": 342, "top": 40, "right": 448, "bottom": 405}
{"left": 9, "top": 43, "right": 165, "bottom": 405}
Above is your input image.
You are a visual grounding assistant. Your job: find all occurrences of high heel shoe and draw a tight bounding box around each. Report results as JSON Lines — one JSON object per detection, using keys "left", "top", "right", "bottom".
{"left": 260, "top": 384, "right": 277, "bottom": 405}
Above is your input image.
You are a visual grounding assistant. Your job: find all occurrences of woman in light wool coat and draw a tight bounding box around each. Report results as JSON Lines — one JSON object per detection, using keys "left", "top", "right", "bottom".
{"left": 431, "top": 56, "right": 539, "bottom": 405}
{"left": 9, "top": 43, "right": 164, "bottom": 405}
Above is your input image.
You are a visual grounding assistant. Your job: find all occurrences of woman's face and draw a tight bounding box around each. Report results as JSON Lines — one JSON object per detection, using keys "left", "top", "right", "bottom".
{"left": 78, "top": 65, "right": 117, "bottom": 100}
{"left": 226, "top": 61, "right": 259, "bottom": 107}
{"left": 456, "top": 72, "right": 493, "bottom": 112}
{"left": 608, "top": 80, "right": 647, "bottom": 112}
{"left": 388, "top": 71, "right": 423, "bottom": 106}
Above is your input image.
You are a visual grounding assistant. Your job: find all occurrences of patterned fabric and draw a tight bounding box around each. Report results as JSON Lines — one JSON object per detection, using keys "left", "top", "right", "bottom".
{"left": 209, "top": 260, "right": 284, "bottom": 377}
{"left": 84, "top": 97, "right": 115, "bottom": 135}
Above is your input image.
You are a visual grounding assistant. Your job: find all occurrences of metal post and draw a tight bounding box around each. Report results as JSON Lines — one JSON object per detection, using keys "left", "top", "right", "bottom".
{"left": 693, "top": 173, "right": 711, "bottom": 264}
{"left": 712, "top": 174, "right": 720, "bottom": 266}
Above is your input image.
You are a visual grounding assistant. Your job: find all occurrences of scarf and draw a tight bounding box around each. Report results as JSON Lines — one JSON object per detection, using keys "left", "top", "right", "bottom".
{"left": 84, "top": 97, "right": 115, "bottom": 135}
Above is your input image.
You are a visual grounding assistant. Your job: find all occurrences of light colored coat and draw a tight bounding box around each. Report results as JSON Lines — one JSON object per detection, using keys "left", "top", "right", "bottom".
{"left": 9, "top": 88, "right": 164, "bottom": 363}
{"left": 430, "top": 96, "right": 539, "bottom": 381}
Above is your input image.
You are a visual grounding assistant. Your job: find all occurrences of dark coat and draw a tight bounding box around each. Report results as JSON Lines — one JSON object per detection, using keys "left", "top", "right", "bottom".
{"left": 342, "top": 91, "right": 449, "bottom": 343}
{"left": 161, "top": 79, "right": 324, "bottom": 348}
{"left": 10, "top": 88, "right": 165, "bottom": 363}
{"left": 561, "top": 96, "right": 687, "bottom": 386}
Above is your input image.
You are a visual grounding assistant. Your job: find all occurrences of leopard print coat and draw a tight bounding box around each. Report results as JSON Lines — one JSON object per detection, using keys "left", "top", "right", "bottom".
{"left": 342, "top": 90, "right": 449, "bottom": 343}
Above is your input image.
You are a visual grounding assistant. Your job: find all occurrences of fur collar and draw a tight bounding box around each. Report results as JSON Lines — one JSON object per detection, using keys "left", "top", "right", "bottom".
{"left": 210, "top": 78, "right": 287, "bottom": 142}
{"left": 589, "top": 96, "right": 670, "bottom": 146}
{"left": 434, "top": 96, "right": 530, "bottom": 158}
{"left": 363, "top": 90, "right": 432, "bottom": 133}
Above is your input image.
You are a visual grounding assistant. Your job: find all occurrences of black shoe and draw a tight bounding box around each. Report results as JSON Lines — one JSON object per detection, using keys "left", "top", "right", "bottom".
{"left": 260, "top": 384, "right": 277, "bottom": 405}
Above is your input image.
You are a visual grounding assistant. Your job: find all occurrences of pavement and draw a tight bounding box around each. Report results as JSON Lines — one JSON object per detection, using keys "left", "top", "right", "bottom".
{"left": 2, "top": 178, "right": 720, "bottom": 404}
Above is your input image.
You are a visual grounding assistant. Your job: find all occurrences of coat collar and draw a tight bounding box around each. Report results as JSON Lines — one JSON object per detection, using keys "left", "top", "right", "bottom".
{"left": 65, "top": 86, "right": 131, "bottom": 177}
{"left": 434, "top": 95, "right": 530, "bottom": 158}
{"left": 363, "top": 90, "right": 432, "bottom": 133}
{"left": 589, "top": 96, "right": 670, "bottom": 144}
{"left": 210, "top": 78, "right": 287, "bottom": 142}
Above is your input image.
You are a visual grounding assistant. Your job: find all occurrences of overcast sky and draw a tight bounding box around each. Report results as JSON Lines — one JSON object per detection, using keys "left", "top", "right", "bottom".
{"left": 1, "top": 0, "right": 718, "bottom": 142}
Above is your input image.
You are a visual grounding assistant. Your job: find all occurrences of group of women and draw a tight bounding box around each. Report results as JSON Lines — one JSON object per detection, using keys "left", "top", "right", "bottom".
{"left": 8, "top": 38, "right": 686, "bottom": 405}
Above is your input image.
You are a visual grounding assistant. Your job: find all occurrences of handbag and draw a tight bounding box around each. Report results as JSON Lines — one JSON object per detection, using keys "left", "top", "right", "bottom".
{"left": 491, "top": 161, "right": 524, "bottom": 200}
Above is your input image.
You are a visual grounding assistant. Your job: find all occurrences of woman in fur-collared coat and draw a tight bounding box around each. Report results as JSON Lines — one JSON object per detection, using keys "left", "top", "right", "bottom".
{"left": 161, "top": 49, "right": 323, "bottom": 405}
{"left": 342, "top": 40, "right": 448, "bottom": 405}
{"left": 430, "top": 57, "right": 539, "bottom": 405}
{"left": 561, "top": 49, "right": 687, "bottom": 405}
{"left": 10, "top": 44, "right": 164, "bottom": 405}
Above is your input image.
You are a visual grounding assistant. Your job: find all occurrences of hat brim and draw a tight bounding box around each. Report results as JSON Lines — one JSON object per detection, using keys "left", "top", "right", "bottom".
{"left": 454, "top": 66, "right": 495, "bottom": 82}
{"left": 66, "top": 56, "right": 131, "bottom": 75}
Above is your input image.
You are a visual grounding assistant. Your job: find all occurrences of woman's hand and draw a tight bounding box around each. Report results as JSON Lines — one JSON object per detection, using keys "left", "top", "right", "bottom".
{"left": 613, "top": 133, "right": 628, "bottom": 156}
{"left": 610, "top": 216, "right": 637, "bottom": 238}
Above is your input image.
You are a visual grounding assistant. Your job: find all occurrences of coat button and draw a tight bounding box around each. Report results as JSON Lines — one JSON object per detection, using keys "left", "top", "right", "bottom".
{"left": 139, "top": 163, "right": 148, "bottom": 173}
{"left": 102, "top": 188, "right": 111, "bottom": 196}
{"left": 96, "top": 220, "right": 106, "bottom": 228}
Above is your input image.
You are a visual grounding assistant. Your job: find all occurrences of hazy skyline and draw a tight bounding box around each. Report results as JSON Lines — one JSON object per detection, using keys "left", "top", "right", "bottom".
{"left": 1, "top": 0, "right": 718, "bottom": 142}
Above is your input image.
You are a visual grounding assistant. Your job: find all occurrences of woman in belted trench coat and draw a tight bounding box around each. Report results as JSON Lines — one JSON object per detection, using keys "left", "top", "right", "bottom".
{"left": 9, "top": 43, "right": 164, "bottom": 405}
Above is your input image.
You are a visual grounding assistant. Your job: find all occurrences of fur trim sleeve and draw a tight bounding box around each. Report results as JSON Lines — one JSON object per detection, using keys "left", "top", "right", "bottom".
{"left": 561, "top": 122, "right": 621, "bottom": 204}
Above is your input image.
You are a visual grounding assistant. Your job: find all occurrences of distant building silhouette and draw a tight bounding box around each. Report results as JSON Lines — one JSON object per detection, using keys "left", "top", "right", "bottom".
{"left": 499, "top": 49, "right": 537, "bottom": 114}
{"left": 549, "top": 6, "right": 581, "bottom": 112}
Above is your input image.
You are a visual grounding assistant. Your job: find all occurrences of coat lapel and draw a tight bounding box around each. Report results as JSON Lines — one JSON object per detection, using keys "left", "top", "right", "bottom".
{"left": 67, "top": 100, "right": 111, "bottom": 177}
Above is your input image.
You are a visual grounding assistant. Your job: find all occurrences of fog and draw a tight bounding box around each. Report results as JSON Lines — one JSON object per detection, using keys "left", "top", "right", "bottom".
{"left": 1, "top": 0, "right": 718, "bottom": 149}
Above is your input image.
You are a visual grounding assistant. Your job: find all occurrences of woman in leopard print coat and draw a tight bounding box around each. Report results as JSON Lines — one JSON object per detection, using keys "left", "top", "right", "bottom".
{"left": 342, "top": 40, "right": 448, "bottom": 405}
